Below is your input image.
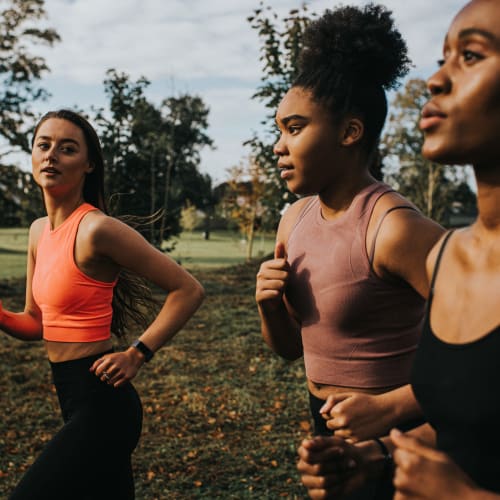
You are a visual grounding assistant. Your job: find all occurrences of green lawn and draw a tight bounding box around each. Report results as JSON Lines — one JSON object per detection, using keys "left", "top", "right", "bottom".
{"left": 0, "top": 228, "right": 276, "bottom": 279}
{"left": 169, "top": 230, "right": 275, "bottom": 269}
{"left": 0, "top": 228, "right": 29, "bottom": 279}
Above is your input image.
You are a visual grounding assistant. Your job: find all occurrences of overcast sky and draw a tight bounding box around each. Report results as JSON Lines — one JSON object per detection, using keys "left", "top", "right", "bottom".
{"left": 28, "top": 0, "right": 465, "bottom": 183}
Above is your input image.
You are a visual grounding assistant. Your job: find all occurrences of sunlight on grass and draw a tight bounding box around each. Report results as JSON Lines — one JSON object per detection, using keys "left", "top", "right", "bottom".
{"left": 168, "top": 230, "right": 275, "bottom": 269}
{"left": 0, "top": 228, "right": 29, "bottom": 279}
{"left": 0, "top": 228, "right": 276, "bottom": 279}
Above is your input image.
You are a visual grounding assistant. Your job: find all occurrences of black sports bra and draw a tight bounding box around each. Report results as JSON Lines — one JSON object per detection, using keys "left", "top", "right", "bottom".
{"left": 411, "top": 231, "right": 500, "bottom": 492}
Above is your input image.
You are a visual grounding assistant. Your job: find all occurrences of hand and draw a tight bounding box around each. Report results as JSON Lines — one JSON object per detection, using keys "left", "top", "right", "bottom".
{"left": 298, "top": 436, "right": 371, "bottom": 499}
{"left": 255, "top": 242, "right": 289, "bottom": 311}
{"left": 391, "top": 429, "right": 480, "bottom": 500}
{"left": 89, "top": 348, "right": 145, "bottom": 388}
{"left": 320, "top": 392, "right": 393, "bottom": 442}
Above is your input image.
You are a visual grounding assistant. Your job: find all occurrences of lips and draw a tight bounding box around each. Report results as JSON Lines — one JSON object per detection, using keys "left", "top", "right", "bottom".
{"left": 40, "top": 166, "right": 60, "bottom": 174}
{"left": 420, "top": 103, "right": 447, "bottom": 131}
{"left": 278, "top": 163, "right": 293, "bottom": 180}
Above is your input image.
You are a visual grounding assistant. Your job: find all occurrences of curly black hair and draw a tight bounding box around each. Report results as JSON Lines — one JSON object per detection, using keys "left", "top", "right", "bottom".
{"left": 294, "top": 3, "right": 411, "bottom": 155}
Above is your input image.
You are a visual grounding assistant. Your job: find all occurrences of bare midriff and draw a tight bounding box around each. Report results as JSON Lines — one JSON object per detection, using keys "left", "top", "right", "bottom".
{"left": 46, "top": 339, "right": 114, "bottom": 362}
{"left": 308, "top": 378, "right": 403, "bottom": 399}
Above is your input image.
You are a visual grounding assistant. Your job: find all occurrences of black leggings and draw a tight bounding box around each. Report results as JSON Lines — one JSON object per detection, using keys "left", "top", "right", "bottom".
{"left": 9, "top": 351, "right": 143, "bottom": 500}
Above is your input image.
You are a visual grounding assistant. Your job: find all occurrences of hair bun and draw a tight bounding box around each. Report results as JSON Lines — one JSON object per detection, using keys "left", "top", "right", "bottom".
{"left": 299, "top": 3, "right": 411, "bottom": 90}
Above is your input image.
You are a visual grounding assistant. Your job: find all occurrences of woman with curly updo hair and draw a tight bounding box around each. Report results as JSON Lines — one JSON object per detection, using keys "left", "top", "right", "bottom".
{"left": 255, "top": 4, "right": 443, "bottom": 499}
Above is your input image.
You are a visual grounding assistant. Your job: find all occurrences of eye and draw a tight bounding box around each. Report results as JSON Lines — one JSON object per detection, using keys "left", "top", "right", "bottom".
{"left": 36, "top": 142, "right": 50, "bottom": 150}
{"left": 288, "top": 124, "right": 302, "bottom": 135}
{"left": 462, "top": 49, "right": 483, "bottom": 63}
{"left": 60, "top": 145, "right": 77, "bottom": 154}
{"left": 437, "top": 59, "right": 445, "bottom": 67}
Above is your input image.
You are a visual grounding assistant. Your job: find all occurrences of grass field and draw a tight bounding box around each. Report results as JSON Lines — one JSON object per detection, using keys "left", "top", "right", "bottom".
{"left": 0, "top": 228, "right": 275, "bottom": 278}
{"left": 0, "top": 263, "right": 311, "bottom": 499}
{"left": 0, "top": 228, "right": 29, "bottom": 279}
{"left": 169, "top": 230, "right": 275, "bottom": 268}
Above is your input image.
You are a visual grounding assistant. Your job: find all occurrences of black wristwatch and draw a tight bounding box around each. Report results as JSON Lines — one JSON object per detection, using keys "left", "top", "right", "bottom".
{"left": 131, "top": 339, "right": 154, "bottom": 363}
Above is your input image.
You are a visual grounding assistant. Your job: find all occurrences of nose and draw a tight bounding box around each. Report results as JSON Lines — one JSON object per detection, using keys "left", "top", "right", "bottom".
{"left": 43, "top": 145, "right": 58, "bottom": 163}
{"left": 273, "top": 134, "right": 287, "bottom": 156}
{"left": 427, "top": 64, "right": 451, "bottom": 96}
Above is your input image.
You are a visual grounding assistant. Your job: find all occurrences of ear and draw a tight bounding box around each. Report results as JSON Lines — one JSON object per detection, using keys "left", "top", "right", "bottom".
{"left": 341, "top": 118, "right": 364, "bottom": 147}
{"left": 86, "top": 162, "right": 94, "bottom": 174}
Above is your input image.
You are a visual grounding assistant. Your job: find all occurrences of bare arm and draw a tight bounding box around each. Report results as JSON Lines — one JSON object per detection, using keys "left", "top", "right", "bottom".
{"left": 88, "top": 215, "right": 204, "bottom": 385}
{"left": 255, "top": 199, "right": 312, "bottom": 360}
{"left": 371, "top": 197, "right": 444, "bottom": 299}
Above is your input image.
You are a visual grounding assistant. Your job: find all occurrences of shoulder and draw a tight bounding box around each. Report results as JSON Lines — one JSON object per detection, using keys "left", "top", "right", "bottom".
{"left": 28, "top": 217, "right": 47, "bottom": 248}
{"left": 372, "top": 191, "right": 442, "bottom": 243}
{"left": 277, "top": 196, "right": 316, "bottom": 246}
{"left": 79, "top": 211, "right": 139, "bottom": 248}
{"left": 425, "top": 229, "right": 460, "bottom": 285}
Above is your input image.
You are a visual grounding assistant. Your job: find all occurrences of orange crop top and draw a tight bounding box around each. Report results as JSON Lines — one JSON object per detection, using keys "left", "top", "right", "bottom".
{"left": 32, "top": 203, "right": 117, "bottom": 342}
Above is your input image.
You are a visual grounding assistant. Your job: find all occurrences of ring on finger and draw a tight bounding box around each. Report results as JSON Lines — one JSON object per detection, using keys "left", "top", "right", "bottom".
{"left": 102, "top": 371, "right": 110, "bottom": 382}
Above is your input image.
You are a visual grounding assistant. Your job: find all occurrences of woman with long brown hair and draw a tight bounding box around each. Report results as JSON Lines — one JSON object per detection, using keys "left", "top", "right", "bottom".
{"left": 1, "top": 109, "right": 204, "bottom": 499}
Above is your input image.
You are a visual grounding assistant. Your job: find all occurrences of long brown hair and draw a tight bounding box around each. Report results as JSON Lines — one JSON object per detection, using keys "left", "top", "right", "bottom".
{"left": 33, "top": 109, "right": 159, "bottom": 338}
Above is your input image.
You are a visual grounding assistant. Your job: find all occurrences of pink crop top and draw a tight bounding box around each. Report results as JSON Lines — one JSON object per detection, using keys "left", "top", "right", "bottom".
{"left": 286, "top": 182, "right": 425, "bottom": 389}
{"left": 32, "top": 203, "right": 117, "bottom": 342}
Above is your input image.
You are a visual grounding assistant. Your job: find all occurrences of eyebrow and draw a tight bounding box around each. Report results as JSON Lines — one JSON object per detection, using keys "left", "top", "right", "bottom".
{"left": 36, "top": 135, "right": 80, "bottom": 145}
{"left": 458, "top": 27, "right": 497, "bottom": 42}
{"left": 277, "top": 114, "right": 308, "bottom": 126}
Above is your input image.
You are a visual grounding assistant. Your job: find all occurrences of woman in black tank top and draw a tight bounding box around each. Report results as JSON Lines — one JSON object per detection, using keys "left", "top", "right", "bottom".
{"left": 297, "top": 1, "right": 500, "bottom": 498}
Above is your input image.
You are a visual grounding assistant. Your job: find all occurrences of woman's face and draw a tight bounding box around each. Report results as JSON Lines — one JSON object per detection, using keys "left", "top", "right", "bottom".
{"left": 32, "top": 118, "right": 92, "bottom": 195}
{"left": 421, "top": 0, "right": 500, "bottom": 167}
{"left": 273, "top": 87, "right": 347, "bottom": 196}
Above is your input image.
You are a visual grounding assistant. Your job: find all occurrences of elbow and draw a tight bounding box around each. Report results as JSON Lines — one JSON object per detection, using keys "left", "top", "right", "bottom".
{"left": 190, "top": 280, "right": 205, "bottom": 309}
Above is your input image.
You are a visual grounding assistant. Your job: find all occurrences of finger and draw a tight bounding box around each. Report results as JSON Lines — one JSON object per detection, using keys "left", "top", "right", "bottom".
{"left": 300, "top": 436, "right": 345, "bottom": 452}
{"left": 89, "top": 357, "right": 106, "bottom": 373}
{"left": 320, "top": 393, "right": 352, "bottom": 417}
{"left": 326, "top": 416, "right": 347, "bottom": 430}
{"left": 391, "top": 429, "right": 444, "bottom": 462}
{"left": 274, "top": 241, "right": 287, "bottom": 260}
{"left": 332, "top": 428, "right": 354, "bottom": 440}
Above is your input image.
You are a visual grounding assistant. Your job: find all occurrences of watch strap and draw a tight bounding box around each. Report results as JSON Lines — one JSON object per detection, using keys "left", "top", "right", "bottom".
{"left": 131, "top": 339, "right": 154, "bottom": 362}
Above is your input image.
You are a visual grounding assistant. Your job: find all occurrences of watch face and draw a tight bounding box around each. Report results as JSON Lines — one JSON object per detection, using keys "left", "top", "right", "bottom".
{"left": 133, "top": 340, "right": 153, "bottom": 361}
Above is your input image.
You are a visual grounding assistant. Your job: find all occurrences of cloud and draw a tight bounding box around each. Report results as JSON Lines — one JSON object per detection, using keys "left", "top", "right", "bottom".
{"left": 33, "top": 0, "right": 463, "bottom": 181}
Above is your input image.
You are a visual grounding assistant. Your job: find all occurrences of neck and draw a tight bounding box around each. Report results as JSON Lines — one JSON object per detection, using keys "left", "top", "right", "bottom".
{"left": 473, "top": 166, "right": 500, "bottom": 233}
{"left": 318, "top": 169, "right": 376, "bottom": 220}
{"left": 44, "top": 194, "right": 85, "bottom": 230}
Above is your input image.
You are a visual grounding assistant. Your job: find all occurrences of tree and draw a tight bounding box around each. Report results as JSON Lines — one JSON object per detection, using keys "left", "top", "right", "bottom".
{"left": 381, "top": 78, "right": 476, "bottom": 225}
{"left": 246, "top": 3, "right": 314, "bottom": 228}
{"left": 180, "top": 200, "right": 200, "bottom": 234}
{"left": 0, "top": 0, "right": 60, "bottom": 156}
{"left": 0, "top": 163, "right": 43, "bottom": 226}
{"left": 223, "top": 157, "right": 267, "bottom": 262}
{"left": 93, "top": 70, "right": 214, "bottom": 246}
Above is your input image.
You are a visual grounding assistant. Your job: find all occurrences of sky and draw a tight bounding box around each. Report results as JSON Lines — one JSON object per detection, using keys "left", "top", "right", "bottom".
{"left": 19, "top": 0, "right": 466, "bottom": 183}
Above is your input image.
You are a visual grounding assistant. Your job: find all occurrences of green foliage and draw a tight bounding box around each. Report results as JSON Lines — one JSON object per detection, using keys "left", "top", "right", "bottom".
{"left": 0, "top": 164, "right": 43, "bottom": 227}
{"left": 0, "top": 0, "right": 60, "bottom": 155}
{"left": 93, "top": 69, "right": 214, "bottom": 245}
{"left": 246, "top": 3, "right": 314, "bottom": 228}
{"left": 381, "top": 78, "right": 476, "bottom": 225}
{"left": 223, "top": 158, "right": 268, "bottom": 261}
{"left": 0, "top": 263, "right": 311, "bottom": 498}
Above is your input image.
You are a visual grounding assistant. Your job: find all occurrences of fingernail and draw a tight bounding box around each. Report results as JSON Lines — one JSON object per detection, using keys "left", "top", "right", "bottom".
{"left": 391, "top": 428, "right": 402, "bottom": 437}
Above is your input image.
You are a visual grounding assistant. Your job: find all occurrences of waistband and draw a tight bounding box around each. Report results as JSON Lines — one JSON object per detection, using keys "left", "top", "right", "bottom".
{"left": 50, "top": 349, "right": 113, "bottom": 383}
